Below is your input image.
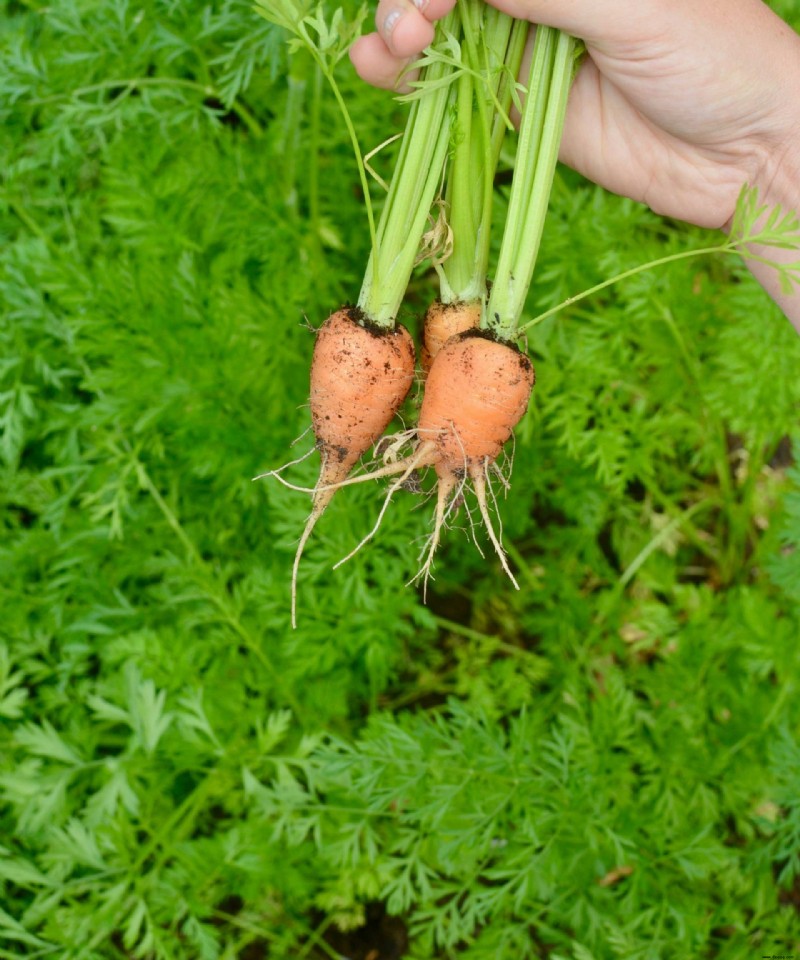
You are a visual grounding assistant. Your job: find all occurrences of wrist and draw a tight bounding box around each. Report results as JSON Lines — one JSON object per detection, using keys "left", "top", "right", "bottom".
{"left": 752, "top": 3, "right": 800, "bottom": 206}
{"left": 753, "top": 117, "right": 800, "bottom": 218}
{"left": 717, "top": 5, "right": 800, "bottom": 228}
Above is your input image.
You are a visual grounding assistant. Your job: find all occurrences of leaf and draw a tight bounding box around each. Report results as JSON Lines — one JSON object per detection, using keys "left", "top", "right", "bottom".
{"left": 87, "top": 694, "right": 132, "bottom": 726}
{"left": 14, "top": 720, "right": 83, "bottom": 766}
{"left": 254, "top": 0, "right": 312, "bottom": 34}
{"left": 0, "top": 644, "right": 27, "bottom": 719}
{"left": 49, "top": 818, "right": 107, "bottom": 870}
{"left": 256, "top": 709, "right": 292, "bottom": 753}
{"left": 122, "top": 898, "right": 148, "bottom": 951}
{"left": 0, "top": 906, "right": 51, "bottom": 948}
{"left": 254, "top": 0, "right": 367, "bottom": 69}
{"left": 86, "top": 761, "right": 141, "bottom": 823}
{"left": 0, "top": 854, "right": 52, "bottom": 888}
{"left": 124, "top": 663, "right": 173, "bottom": 755}
{"left": 177, "top": 688, "right": 222, "bottom": 752}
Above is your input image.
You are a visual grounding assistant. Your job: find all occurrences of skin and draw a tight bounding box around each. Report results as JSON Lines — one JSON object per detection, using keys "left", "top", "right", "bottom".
{"left": 351, "top": 0, "right": 800, "bottom": 328}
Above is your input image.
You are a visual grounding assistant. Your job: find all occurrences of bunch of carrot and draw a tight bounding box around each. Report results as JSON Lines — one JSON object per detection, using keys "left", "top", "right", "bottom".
{"left": 258, "top": 0, "right": 578, "bottom": 624}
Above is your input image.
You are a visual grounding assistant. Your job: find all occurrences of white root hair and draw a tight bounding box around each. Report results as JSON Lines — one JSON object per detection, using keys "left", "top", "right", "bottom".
{"left": 253, "top": 445, "right": 316, "bottom": 484}
{"left": 471, "top": 465, "right": 520, "bottom": 591}
{"left": 333, "top": 442, "right": 437, "bottom": 570}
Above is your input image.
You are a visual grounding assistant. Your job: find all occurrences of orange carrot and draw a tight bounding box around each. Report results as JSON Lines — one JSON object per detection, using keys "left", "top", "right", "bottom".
{"left": 415, "top": 331, "right": 533, "bottom": 585}
{"left": 418, "top": 330, "right": 533, "bottom": 472}
{"left": 290, "top": 308, "right": 415, "bottom": 626}
{"left": 420, "top": 300, "right": 481, "bottom": 374}
{"left": 310, "top": 309, "right": 415, "bottom": 478}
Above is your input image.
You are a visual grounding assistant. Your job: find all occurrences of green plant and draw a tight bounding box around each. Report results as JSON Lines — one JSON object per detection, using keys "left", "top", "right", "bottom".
{"left": 2, "top": 0, "right": 800, "bottom": 957}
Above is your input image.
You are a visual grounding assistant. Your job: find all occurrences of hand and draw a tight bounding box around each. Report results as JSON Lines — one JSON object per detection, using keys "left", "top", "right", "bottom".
{"left": 350, "top": 0, "right": 800, "bottom": 232}
{"left": 351, "top": 0, "right": 800, "bottom": 326}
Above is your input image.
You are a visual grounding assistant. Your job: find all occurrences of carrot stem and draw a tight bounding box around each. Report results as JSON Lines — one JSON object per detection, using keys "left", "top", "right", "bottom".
{"left": 516, "top": 244, "right": 739, "bottom": 333}
{"left": 324, "top": 68, "right": 380, "bottom": 284}
{"left": 489, "top": 19, "right": 528, "bottom": 168}
{"left": 488, "top": 28, "right": 577, "bottom": 339}
{"left": 357, "top": 10, "right": 460, "bottom": 328}
{"left": 440, "top": 7, "right": 528, "bottom": 307}
{"left": 441, "top": 36, "right": 477, "bottom": 302}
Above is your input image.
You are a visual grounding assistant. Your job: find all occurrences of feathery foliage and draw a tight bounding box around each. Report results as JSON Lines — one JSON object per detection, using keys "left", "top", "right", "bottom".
{"left": 2, "top": 0, "right": 800, "bottom": 957}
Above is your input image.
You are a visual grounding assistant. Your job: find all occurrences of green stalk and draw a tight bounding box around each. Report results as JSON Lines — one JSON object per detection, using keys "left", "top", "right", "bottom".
{"left": 517, "top": 243, "right": 741, "bottom": 333}
{"left": 308, "top": 63, "right": 323, "bottom": 241}
{"left": 440, "top": 47, "right": 477, "bottom": 301}
{"left": 324, "top": 68, "right": 380, "bottom": 288}
{"left": 282, "top": 57, "right": 308, "bottom": 219}
{"left": 487, "top": 28, "right": 577, "bottom": 339}
{"left": 357, "top": 10, "right": 460, "bottom": 327}
{"left": 478, "top": 16, "right": 529, "bottom": 295}
{"left": 439, "top": 6, "right": 527, "bottom": 306}
{"left": 489, "top": 17, "right": 528, "bottom": 168}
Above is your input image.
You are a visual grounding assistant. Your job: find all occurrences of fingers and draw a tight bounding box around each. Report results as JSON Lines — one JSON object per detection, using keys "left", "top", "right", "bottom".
{"left": 350, "top": 33, "right": 418, "bottom": 92}
{"left": 374, "top": 0, "right": 456, "bottom": 58}
{"left": 351, "top": 0, "right": 456, "bottom": 91}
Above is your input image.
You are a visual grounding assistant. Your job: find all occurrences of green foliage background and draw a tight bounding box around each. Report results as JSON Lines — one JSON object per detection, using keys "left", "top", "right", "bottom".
{"left": 2, "top": 0, "right": 800, "bottom": 957}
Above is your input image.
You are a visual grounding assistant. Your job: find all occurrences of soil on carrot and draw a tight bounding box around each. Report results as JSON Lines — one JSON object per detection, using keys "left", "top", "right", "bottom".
{"left": 345, "top": 304, "right": 404, "bottom": 340}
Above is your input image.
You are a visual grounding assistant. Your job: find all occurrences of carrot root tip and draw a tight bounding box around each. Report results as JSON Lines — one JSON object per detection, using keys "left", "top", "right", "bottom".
{"left": 472, "top": 466, "right": 520, "bottom": 591}
{"left": 291, "top": 487, "right": 337, "bottom": 629}
{"left": 408, "top": 471, "right": 459, "bottom": 602}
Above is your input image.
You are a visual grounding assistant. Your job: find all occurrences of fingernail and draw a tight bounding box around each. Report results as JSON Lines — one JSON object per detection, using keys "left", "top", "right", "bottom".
{"left": 383, "top": 9, "right": 402, "bottom": 35}
{"left": 411, "top": 0, "right": 428, "bottom": 9}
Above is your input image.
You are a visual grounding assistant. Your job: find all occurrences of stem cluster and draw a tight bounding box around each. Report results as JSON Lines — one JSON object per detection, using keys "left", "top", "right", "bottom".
{"left": 360, "top": 2, "right": 577, "bottom": 339}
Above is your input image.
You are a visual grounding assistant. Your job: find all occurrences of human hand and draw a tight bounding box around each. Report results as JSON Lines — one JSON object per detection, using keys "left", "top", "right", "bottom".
{"left": 350, "top": 0, "right": 800, "bottom": 232}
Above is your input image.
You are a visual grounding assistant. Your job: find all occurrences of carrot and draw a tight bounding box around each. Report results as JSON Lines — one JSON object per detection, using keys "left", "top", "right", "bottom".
{"left": 414, "top": 331, "right": 534, "bottom": 584}
{"left": 287, "top": 308, "right": 415, "bottom": 626}
{"left": 418, "top": 331, "right": 534, "bottom": 472}
{"left": 420, "top": 300, "right": 481, "bottom": 374}
{"left": 310, "top": 309, "right": 415, "bottom": 477}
